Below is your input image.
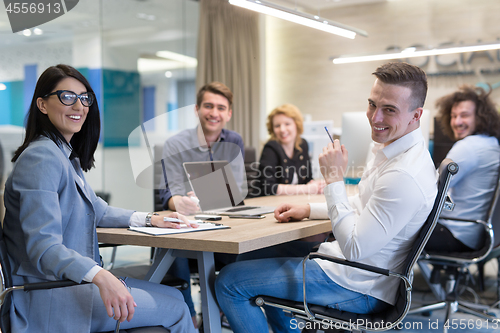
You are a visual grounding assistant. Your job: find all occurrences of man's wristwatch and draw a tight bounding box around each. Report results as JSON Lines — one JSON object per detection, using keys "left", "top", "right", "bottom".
{"left": 145, "top": 212, "right": 159, "bottom": 227}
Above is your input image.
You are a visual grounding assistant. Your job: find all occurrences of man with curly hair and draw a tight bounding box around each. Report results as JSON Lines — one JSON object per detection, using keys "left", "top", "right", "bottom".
{"left": 426, "top": 85, "right": 500, "bottom": 252}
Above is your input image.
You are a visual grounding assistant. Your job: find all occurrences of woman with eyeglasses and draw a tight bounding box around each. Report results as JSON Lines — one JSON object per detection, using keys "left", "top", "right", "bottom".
{"left": 2, "top": 64, "right": 197, "bottom": 333}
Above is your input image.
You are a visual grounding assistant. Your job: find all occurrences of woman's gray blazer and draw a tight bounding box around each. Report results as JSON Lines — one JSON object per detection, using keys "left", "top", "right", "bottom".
{"left": 3, "top": 136, "right": 134, "bottom": 333}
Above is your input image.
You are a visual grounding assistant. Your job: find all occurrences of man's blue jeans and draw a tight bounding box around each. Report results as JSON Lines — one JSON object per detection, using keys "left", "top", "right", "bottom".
{"left": 215, "top": 257, "right": 389, "bottom": 333}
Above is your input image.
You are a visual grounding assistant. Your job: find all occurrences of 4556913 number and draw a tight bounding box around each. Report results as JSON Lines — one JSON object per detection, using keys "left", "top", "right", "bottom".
{"left": 5, "top": 2, "right": 61, "bottom": 14}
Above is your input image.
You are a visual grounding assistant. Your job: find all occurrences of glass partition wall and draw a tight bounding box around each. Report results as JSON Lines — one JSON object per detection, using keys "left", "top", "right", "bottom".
{"left": 0, "top": 0, "right": 199, "bottom": 215}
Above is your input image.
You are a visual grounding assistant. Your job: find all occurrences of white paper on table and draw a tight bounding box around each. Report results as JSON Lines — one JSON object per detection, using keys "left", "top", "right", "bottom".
{"left": 129, "top": 221, "right": 229, "bottom": 235}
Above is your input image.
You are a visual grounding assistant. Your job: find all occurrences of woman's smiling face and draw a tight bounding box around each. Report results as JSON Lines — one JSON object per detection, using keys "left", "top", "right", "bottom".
{"left": 37, "top": 77, "right": 89, "bottom": 142}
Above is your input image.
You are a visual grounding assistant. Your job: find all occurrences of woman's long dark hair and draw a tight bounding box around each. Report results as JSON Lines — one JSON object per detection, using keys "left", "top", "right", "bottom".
{"left": 12, "top": 64, "right": 100, "bottom": 171}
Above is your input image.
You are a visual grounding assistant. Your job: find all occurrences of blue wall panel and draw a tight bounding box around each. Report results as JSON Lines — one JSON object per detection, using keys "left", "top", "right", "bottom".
{"left": 167, "top": 101, "right": 178, "bottom": 131}
{"left": 10, "top": 81, "right": 25, "bottom": 126}
{"left": 102, "top": 69, "right": 141, "bottom": 147}
{"left": 0, "top": 86, "right": 11, "bottom": 125}
{"left": 142, "top": 86, "right": 155, "bottom": 131}
{"left": 23, "top": 64, "right": 37, "bottom": 120}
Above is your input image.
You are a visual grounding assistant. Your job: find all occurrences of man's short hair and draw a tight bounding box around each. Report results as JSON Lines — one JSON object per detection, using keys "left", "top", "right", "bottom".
{"left": 372, "top": 62, "right": 428, "bottom": 111}
{"left": 196, "top": 82, "right": 233, "bottom": 109}
{"left": 436, "top": 85, "right": 500, "bottom": 139}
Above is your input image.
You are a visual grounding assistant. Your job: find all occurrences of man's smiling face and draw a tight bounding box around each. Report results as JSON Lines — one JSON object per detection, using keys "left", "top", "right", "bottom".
{"left": 196, "top": 91, "right": 232, "bottom": 138}
{"left": 366, "top": 79, "right": 421, "bottom": 146}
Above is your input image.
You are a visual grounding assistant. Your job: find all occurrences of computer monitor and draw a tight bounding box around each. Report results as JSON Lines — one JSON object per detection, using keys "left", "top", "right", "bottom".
{"left": 420, "top": 109, "right": 431, "bottom": 149}
{"left": 340, "top": 112, "right": 372, "bottom": 181}
{"left": 303, "top": 120, "right": 334, "bottom": 136}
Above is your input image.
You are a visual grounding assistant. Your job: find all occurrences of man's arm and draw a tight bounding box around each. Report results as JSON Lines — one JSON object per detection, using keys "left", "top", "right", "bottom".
{"left": 326, "top": 171, "right": 425, "bottom": 261}
{"left": 167, "top": 194, "right": 199, "bottom": 214}
{"left": 274, "top": 203, "right": 311, "bottom": 222}
{"left": 444, "top": 139, "right": 477, "bottom": 187}
{"left": 161, "top": 139, "right": 198, "bottom": 213}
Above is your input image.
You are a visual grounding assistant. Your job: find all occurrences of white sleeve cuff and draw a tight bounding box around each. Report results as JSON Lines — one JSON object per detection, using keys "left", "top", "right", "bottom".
{"left": 83, "top": 265, "right": 102, "bottom": 282}
{"left": 309, "top": 203, "right": 328, "bottom": 220}
{"left": 130, "top": 212, "right": 148, "bottom": 227}
{"left": 324, "top": 181, "right": 349, "bottom": 205}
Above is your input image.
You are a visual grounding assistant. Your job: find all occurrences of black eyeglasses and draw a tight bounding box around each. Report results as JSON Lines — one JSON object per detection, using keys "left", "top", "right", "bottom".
{"left": 43, "top": 90, "right": 94, "bottom": 107}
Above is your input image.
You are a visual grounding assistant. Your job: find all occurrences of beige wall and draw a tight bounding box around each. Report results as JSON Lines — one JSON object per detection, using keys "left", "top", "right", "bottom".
{"left": 266, "top": 0, "right": 500, "bottom": 134}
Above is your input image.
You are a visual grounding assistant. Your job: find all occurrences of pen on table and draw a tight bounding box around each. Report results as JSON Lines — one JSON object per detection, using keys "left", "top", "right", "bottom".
{"left": 324, "top": 126, "right": 335, "bottom": 143}
{"left": 163, "top": 217, "right": 198, "bottom": 228}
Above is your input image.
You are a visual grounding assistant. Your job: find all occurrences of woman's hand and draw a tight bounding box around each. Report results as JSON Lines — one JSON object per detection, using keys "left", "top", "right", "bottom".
{"left": 93, "top": 270, "right": 136, "bottom": 323}
{"left": 151, "top": 211, "right": 199, "bottom": 229}
{"left": 306, "top": 179, "right": 326, "bottom": 194}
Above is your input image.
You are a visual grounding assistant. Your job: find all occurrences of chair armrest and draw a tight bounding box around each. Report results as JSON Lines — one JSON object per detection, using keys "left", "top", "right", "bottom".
{"left": 308, "top": 253, "right": 390, "bottom": 276}
{"left": 23, "top": 280, "right": 90, "bottom": 291}
{"left": 439, "top": 218, "right": 490, "bottom": 231}
{"left": 300, "top": 253, "right": 409, "bottom": 321}
{"left": 440, "top": 217, "right": 486, "bottom": 224}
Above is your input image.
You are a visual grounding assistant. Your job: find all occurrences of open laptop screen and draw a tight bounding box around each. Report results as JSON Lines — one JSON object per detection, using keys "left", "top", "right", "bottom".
{"left": 183, "top": 161, "right": 244, "bottom": 211}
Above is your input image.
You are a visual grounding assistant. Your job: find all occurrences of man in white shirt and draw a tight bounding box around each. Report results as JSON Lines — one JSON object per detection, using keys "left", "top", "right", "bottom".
{"left": 215, "top": 62, "right": 438, "bottom": 333}
{"left": 426, "top": 85, "right": 500, "bottom": 252}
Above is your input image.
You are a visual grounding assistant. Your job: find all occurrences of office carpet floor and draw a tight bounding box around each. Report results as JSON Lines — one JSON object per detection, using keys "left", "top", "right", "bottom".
{"left": 101, "top": 246, "right": 500, "bottom": 333}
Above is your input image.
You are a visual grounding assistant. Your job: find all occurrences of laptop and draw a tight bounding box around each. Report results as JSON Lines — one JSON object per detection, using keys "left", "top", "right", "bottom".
{"left": 183, "top": 160, "right": 275, "bottom": 216}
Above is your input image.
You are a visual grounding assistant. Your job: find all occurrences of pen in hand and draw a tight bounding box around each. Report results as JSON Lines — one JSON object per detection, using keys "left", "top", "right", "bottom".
{"left": 325, "top": 126, "right": 335, "bottom": 143}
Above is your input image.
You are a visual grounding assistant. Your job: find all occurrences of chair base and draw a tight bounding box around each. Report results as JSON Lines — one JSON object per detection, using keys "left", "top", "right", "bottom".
{"left": 409, "top": 300, "right": 498, "bottom": 333}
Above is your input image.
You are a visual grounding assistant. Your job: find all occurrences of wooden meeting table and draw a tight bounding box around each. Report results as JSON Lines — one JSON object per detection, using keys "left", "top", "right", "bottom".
{"left": 97, "top": 194, "right": 338, "bottom": 333}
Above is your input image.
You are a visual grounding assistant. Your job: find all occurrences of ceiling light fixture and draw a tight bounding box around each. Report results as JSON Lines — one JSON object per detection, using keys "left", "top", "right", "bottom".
{"left": 228, "top": 0, "right": 367, "bottom": 39}
{"left": 155, "top": 51, "right": 198, "bottom": 67}
{"left": 332, "top": 42, "right": 500, "bottom": 64}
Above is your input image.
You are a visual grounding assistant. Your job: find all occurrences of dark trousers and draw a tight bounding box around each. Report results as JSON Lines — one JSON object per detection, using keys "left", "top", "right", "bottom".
{"left": 425, "top": 223, "right": 474, "bottom": 252}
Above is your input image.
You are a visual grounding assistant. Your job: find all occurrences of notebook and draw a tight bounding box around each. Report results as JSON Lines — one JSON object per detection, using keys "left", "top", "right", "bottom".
{"left": 183, "top": 160, "right": 275, "bottom": 216}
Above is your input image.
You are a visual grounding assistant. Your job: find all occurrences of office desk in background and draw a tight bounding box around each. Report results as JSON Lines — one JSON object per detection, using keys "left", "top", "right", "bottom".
{"left": 97, "top": 192, "right": 356, "bottom": 333}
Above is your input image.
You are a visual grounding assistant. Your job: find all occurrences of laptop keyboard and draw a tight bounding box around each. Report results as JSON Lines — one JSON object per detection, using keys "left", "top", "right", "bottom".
{"left": 224, "top": 206, "right": 258, "bottom": 212}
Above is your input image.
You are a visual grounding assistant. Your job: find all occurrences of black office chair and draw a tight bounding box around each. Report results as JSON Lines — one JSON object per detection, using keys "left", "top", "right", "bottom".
{"left": 254, "top": 159, "right": 458, "bottom": 332}
{"left": 0, "top": 224, "right": 172, "bottom": 333}
{"left": 244, "top": 146, "right": 261, "bottom": 198}
{"left": 408, "top": 160, "right": 500, "bottom": 329}
{"left": 475, "top": 166, "right": 500, "bottom": 304}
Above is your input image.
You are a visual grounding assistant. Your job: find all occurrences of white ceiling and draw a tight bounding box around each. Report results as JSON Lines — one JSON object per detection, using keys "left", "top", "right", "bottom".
{"left": 0, "top": 0, "right": 379, "bottom": 75}
{"left": 0, "top": 0, "right": 199, "bottom": 54}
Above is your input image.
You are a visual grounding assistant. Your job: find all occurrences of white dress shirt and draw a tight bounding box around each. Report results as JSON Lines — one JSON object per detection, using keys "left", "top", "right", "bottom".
{"left": 309, "top": 129, "right": 437, "bottom": 305}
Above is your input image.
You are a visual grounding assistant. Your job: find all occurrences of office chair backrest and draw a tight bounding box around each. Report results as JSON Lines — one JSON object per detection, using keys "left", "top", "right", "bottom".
{"left": 403, "top": 159, "right": 458, "bottom": 275}
{"left": 485, "top": 155, "right": 500, "bottom": 248}
{"left": 0, "top": 225, "right": 13, "bottom": 333}
{"left": 388, "top": 159, "right": 457, "bottom": 323}
{"left": 243, "top": 146, "right": 260, "bottom": 198}
{"left": 153, "top": 144, "right": 165, "bottom": 212}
